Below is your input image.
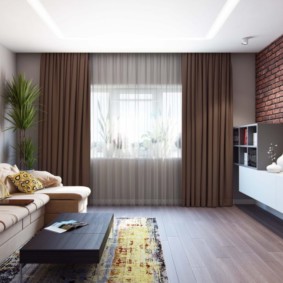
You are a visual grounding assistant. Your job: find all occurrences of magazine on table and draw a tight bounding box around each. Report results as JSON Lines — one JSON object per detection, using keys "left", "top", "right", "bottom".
{"left": 44, "top": 219, "right": 88, "bottom": 233}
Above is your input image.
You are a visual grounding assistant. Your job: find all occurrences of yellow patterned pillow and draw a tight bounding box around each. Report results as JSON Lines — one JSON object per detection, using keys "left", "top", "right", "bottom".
{"left": 8, "top": 171, "right": 43, "bottom": 193}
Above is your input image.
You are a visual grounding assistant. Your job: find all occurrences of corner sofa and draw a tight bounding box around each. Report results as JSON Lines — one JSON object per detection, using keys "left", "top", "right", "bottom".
{"left": 0, "top": 163, "right": 91, "bottom": 264}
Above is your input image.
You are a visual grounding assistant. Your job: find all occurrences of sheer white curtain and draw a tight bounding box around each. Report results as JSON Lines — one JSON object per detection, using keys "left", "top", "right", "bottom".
{"left": 90, "top": 54, "right": 182, "bottom": 205}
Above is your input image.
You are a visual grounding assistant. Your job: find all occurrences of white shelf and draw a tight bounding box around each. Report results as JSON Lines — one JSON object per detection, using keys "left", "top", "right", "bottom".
{"left": 234, "top": 123, "right": 283, "bottom": 169}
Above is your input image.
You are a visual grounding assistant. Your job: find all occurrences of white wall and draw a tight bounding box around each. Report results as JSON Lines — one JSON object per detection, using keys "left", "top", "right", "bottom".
{"left": 0, "top": 44, "right": 16, "bottom": 164}
{"left": 232, "top": 53, "right": 256, "bottom": 126}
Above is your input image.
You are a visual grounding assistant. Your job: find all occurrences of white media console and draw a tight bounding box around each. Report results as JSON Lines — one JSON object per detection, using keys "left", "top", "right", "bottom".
{"left": 239, "top": 166, "right": 283, "bottom": 213}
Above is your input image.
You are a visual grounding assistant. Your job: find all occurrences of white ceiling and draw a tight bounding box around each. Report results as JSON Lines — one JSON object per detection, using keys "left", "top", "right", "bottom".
{"left": 0, "top": 0, "right": 282, "bottom": 53}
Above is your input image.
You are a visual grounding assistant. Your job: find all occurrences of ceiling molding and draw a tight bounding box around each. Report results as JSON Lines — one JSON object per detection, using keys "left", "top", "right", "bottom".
{"left": 27, "top": 0, "right": 240, "bottom": 41}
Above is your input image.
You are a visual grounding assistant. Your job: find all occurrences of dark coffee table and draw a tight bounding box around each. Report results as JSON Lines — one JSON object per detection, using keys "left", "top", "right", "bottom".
{"left": 19, "top": 212, "right": 114, "bottom": 282}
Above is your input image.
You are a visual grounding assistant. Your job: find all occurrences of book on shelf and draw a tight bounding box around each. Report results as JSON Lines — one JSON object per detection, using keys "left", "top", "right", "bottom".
{"left": 44, "top": 220, "right": 88, "bottom": 233}
{"left": 253, "top": 133, "right": 257, "bottom": 146}
{"left": 244, "top": 128, "right": 248, "bottom": 145}
{"left": 233, "top": 132, "right": 239, "bottom": 144}
{"left": 244, "top": 152, "right": 248, "bottom": 166}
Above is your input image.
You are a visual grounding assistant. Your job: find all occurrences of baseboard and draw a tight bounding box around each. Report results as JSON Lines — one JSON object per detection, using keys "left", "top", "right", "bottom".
{"left": 256, "top": 201, "right": 283, "bottom": 220}
{"left": 236, "top": 204, "right": 283, "bottom": 239}
{"left": 233, "top": 198, "right": 255, "bottom": 205}
{"left": 89, "top": 199, "right": 182, "bottom": 206}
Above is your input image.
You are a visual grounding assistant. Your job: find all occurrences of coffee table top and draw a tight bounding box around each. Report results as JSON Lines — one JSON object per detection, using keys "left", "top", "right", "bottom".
{"left": 20, "top": 212, "right": 114, "bottom": 264}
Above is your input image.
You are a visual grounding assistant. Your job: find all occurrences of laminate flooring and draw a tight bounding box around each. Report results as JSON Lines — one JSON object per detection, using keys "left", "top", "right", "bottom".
{"left": 237, "top": 205, "right": 283, "bottom": 239}
{"left": 88, "top": 205, "right": 283, "bottom": 283}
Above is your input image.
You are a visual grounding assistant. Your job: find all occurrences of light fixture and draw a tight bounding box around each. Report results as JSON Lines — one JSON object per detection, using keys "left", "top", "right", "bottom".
{"left": 206, "top": 0, "right": 240, "bottom": 39}
{"left": 27, "top": 0, "right": 63, "bottom": 39}
{"left": 241, "top": 36, "right": 254, "bottom": 45}
{"left": 241, "top": 37, "right": 249, "bottom": 45}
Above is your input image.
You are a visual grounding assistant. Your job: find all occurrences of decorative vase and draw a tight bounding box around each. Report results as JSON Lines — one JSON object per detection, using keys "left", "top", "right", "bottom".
{"left": 276, "top": 154, "right": 283, "bottom": 171}
{"left": 266, "top": 162, "right": 281, "bottom": 173}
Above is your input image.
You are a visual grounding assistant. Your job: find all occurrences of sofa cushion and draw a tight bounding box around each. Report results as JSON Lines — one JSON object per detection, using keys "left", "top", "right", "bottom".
{"left": 0, "top": 193, "right": 49, "bottom": 232}
{"left": 35, "top": 186, "right": 91, "bottom": 200}
{"left": 0, "top": 180, "right": 11, "bottom": 199}
{"left": 0, "top": 163, "right": 20, "bottom": 194}
{"left": 8, "top": 171, "right": 43, "bottom": 193}
{"left": 29, "top": 170, "right": 62, "bottom": 188}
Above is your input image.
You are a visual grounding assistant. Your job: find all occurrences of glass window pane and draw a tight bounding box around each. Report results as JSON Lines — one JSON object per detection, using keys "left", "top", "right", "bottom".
{"left": 91, "top": 85, "right": 181, "bottom": 159}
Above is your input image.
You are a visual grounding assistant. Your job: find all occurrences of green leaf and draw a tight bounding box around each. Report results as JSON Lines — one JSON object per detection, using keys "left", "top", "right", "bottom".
{"left": 3, "top": 74, "right": 40, "bottom": 168}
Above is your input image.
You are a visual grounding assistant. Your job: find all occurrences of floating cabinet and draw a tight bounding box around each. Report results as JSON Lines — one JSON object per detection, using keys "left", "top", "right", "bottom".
{"left": 239, "top": 166, "right": 283, "bottom": 213}
{"left": 233, "top": 123, "right": 283, "bottom": 170}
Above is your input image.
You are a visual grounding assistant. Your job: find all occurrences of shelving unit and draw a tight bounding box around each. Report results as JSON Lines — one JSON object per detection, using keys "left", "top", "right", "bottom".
{"left": 235, "top": 123, "right": 283, "bottom": 215}
{"left": 233, "top": 123, "right": 283, "bottom": 170}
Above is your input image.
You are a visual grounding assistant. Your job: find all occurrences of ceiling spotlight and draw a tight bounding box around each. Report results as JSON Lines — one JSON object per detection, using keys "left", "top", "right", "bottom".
{"left": 241, "top": 37, "right": 254, "bottom": 45}
{"left": 241, "top": 38, "right": 249, "bottom": 45}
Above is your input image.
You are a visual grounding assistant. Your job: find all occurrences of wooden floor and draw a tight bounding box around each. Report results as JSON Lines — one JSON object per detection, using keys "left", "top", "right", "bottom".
{"left": 88, "top": 205, "right": 283, "bottom": 283}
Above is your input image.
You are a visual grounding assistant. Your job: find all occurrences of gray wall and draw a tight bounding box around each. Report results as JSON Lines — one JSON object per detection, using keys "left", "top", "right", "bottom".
{"left": 0, "top": 44, "right": 16, "bottom": 164}
{"left": 231, "top": 53, "right": 256, "bottom": 202}
{"left": 16, "top": 54, "right": 40, "bottom": 84}
{"left": 16, "top": 54, "right": 41, "bottom": 167}
{"left": 232, "top": 53, "right": 256, "bottom": 126}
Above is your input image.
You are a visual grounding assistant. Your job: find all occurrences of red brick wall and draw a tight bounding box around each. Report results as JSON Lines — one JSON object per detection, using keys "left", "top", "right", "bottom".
{"left": 256, "top": 35, "right": 283, "bottom": 123}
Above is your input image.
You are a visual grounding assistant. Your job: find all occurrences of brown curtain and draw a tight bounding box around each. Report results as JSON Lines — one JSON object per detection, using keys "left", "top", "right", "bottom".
{"left": 39, "top": 53, "right": 90, "bottom": 187}
{"left": 182, "top": 53, "right": 233, "bottom": 207}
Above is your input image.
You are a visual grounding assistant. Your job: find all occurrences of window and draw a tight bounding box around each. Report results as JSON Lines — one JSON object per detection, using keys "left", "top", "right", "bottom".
{"left": 91, "top": 84, "right": 181, "bottom": 159}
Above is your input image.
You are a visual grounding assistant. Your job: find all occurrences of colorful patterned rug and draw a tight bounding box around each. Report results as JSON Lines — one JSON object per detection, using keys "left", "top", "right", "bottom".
{"left": 0, "top": 218, "right": 168, "bottom": 283}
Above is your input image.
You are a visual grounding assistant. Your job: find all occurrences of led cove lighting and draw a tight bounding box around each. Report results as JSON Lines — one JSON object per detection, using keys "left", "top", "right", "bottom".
{"left": 26, "top": 0, "right": 240, "bottom": 41}
{"left": 206, "top": 0, "right": 240, "bottom": 39}
{"left": 27, "top": 0, "right": 63, "bottom": 39}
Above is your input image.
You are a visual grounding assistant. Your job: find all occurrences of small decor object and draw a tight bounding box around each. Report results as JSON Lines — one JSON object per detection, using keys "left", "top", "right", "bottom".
{"left": 45, "top": 220, "right": 88, "bottom": 233}
{"left": 267, "top": 143, "right": 278, "bottom": 162}
{"left": 276, "top": 154, "right": 283, "bottom": 172}
{"left": 253, "top": 133, "right": 257, "bottom": 146}
{"left": 266, "top": 162, "right": 281, "bottom": 173}
{"left": 266, "top": 143, "right": 281, "bottom": 173}
{"left": 244, "top": 152, "right": 248, "bottom": 166}
{"left": 243, "top": 128, "right": 248, "bottom": 145}
{"left": 266, "top": 143, "right": 280, "bottom": 173}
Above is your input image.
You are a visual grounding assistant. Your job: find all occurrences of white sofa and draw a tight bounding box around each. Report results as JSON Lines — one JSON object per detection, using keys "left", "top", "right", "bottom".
{"left": 0, "top": 163, "right": 91, "bottom": 264}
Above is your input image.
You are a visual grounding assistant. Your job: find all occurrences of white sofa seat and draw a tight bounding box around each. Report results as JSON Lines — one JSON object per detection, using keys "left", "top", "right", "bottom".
{"left": 0, "top": 194, "right": 49, "bottom": 232}
{"left": 0, "top": 194, "right": 49, "bottom": 263}
{"left": 35, "top": 186, "right": 91, "bottom": 224}
{"left": 0, "top": 163, "right": 92, "bottom": 263}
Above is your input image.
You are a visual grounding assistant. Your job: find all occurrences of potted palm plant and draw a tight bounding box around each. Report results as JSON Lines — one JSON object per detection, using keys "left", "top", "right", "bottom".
{"left": 4, "top": 74, "right": 40, "bottom": 169}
